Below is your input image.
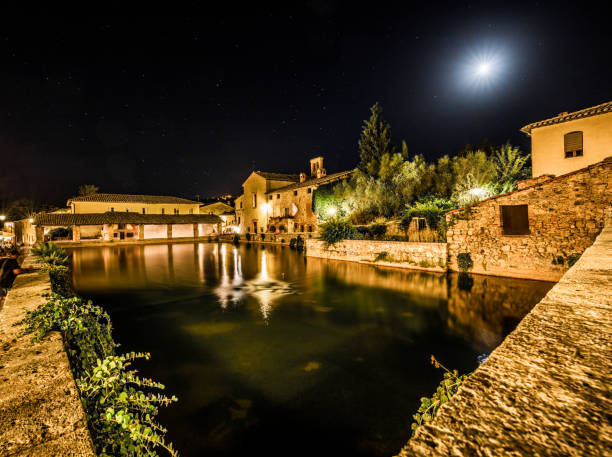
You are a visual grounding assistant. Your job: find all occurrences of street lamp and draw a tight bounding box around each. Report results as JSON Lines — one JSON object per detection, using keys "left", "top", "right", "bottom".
{"left": 327, "top": 206, "right": 337, "bottom": 217}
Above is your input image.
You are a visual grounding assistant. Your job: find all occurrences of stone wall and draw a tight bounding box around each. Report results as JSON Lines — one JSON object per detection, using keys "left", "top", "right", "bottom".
{"left": 446, "top": 157, "right": 611, "bottom": 281}
{"left": 397, "top": 214, "right": 612, "bottom": 457}
{"left": 306, "top": 239, "right": 447, "bottom": 272}
{"left": 0, "top": 262, "right": 96, "bottom": 456}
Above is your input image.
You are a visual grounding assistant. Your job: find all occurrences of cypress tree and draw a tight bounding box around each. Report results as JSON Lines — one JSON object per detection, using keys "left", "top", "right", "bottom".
{"left": 358, "top": 102, "right": 394, "bottom": 177}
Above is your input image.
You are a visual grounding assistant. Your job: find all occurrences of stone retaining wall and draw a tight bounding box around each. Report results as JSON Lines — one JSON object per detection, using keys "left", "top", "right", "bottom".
{"left": 445, "top": 157, "right": 611, "bottom": 281}
{"left": 397, "top": 220, "right": 612, "bottom": 456}
{"left": 0, "top": 261, "right": 95, "bottom": 456}
{"left": 306, "top": 239, "right": 447, "bottom": 272}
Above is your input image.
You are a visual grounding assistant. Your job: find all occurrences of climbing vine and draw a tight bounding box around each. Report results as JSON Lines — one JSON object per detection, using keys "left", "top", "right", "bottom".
{"left": 16, "top": 243, "right": 178, "bottom": 457}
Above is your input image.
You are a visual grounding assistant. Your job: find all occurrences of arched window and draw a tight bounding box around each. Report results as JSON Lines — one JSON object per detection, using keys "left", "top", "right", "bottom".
{"left": 564, "top": 131, "right": 583, "bottom": 158}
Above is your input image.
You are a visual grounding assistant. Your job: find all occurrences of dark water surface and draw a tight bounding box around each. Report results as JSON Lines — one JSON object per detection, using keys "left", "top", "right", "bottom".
{"left": 69, "top": 242, "right": 554, "bottom": 457}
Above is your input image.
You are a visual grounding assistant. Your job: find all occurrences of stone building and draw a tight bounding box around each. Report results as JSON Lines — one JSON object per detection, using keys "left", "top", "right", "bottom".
{"left": 199, "top": 201, "right": 236, "bottom": 233}
{"left": 521, "top": 100, "right": 612, "bottom": 177}
{"left": 445, "top": 157, "right": 611, "bottom": 281}
{"left": 234, "top": 157, "right": 353, "bottom": 235}
{"left": 26, "top": 193, "right": 221, "bottom": 244}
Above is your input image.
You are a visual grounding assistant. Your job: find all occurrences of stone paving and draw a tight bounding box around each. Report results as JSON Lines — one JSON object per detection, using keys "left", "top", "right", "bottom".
{"left": 397, "top": 222, "right": 612, "bottom": 456}
{"left": 0, "top": 265, "right": 95, "bottom": 456}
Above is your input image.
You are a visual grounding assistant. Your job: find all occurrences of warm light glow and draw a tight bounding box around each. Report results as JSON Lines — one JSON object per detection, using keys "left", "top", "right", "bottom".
{"left": 233, "top": 225, "right": 241, "bottom": 233}
{"left": 261, "top": 203, "right": 270, "bottom": 212}
{"left": 0, "top": 215, "right": 5, "bottom": 221}
{"left": 469, "top": 187, "right": 488, "bottom": 198}
{"left": 327, "top": 206, "right": 337, "bottom": 216}
{"left": 28, "top": 218, "right": 34, "bottom": 223}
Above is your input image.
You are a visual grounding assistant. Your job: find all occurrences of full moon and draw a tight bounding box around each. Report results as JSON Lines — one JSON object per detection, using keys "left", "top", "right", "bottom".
{"left": 477, "top": 62, "right": 491, "bottom": 75}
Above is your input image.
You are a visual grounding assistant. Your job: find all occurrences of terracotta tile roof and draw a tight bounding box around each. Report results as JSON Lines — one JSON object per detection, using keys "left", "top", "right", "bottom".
{"left": 67, "top": 193, "right": 200, "bottom": 204}
{"left": 34, "top": 212, "right": 221, "bottom": 226}
{"left": 254, "top": 171, "right": 300, "bottom": 182}
{"left": 520, "top": 101, "right": 612, "bottom": 134}
{"left": 446, "top": 157, "right": 612, "bottom": 214}
{"left": 266, "top": 170, "right": 355, "bottom": 193}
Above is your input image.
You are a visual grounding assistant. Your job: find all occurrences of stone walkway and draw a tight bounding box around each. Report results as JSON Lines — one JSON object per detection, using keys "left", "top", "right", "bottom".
{"left": 0, "top": 266, "right": 95, "bottom": 456}
{"left": 398, "top": 223, "right": 612, "bottom": 456}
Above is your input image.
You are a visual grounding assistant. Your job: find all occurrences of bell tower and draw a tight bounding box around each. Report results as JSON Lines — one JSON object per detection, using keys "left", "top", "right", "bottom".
{"left": 310, "top": 156, "right": 324, "bottom": 176}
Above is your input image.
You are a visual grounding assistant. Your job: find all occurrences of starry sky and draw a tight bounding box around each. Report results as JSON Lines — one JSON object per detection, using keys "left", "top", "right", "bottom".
{"left": 1, "top": 4, "right": 610, "bottom": 206}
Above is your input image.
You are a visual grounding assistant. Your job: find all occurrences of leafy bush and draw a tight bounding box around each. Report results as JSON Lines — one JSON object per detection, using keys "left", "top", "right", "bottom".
{"left": 319, "top": 221, "right": 359, "bottom": 247}
{"left": 289, "top": 235, "right": 305, "bottom": 251}
{"left": 368, "top": 223, "right": 387, "bottom": 239}
{"left": 260, "top": 233, "right": 265, "bottom": 241}
{"left": 245, "top": 232, "right": 251, "bottom": 242}
{"left": 373, "top": 251, "right": 391, "bottom": 262}
{"left": 233, "top": 234, "right": 240, "bottom": 245}
{"left": 457, "top": 252, "right": 473, "bottom": 272}
{"left": 567, "top": 253, "right": 581, "bottom": 267}
{"left": 48, "top": 227, "right": 72, "bottom": 239}
{"left": 411, "top": 356, "right": 469, "bottom": 435}
{"left": 403, "top": 197, "right": 455, "bottom": 232}
{"left": 31, "top": 242, "right": 69, "bottom": 268}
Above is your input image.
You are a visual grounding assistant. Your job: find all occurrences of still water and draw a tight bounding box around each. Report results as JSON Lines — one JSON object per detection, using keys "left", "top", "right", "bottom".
{"left": 70, "top": 243, "right": 553, "bottom": 457}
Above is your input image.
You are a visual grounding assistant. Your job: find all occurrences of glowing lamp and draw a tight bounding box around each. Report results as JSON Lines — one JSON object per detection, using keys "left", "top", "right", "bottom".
{"left": 0, "top": 215, "right": 5, "bottom": 221}
{"left": 469, "top": 187, "right": 488, "bottom": 198}
{"left": 327, "top": 206, "right": 337, "bottom": 216}
{"left": 28, "top": 218, "right": 34, "bottom": 223}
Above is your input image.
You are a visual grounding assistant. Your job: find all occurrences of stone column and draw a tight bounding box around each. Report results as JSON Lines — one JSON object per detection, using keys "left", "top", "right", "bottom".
{"left": 72, "top": 225, "right": 81, "bottom": 242}
{"left": 193, "top": 223, "right": 199, "bottom": 238}
{"left": 35, "top": 225, "right": 44, "bottom": 244}
{"left": 138, "top": 224, "right": 145, "bottom": 241}
{"left": 167, "top": 224, "right": 173, "bottom": 239}
{"left": 216, "top": 223, "right": 222, "bottom": 234}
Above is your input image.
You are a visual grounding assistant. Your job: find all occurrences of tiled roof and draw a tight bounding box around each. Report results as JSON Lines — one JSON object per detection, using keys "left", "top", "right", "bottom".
{"left": 34, "top": 212, "right": 221, "bottom": 226}
{"left": 67, "top": 193, "right": 200, "bottom": 204}
{"left": 520, "top": 101, "right": 612, "bottom": 134}
{"left": 254, "top": 171, "right": 300, "bottom": 182}
{"left": 266, "top": 170, "right": 355, "bottom": 193}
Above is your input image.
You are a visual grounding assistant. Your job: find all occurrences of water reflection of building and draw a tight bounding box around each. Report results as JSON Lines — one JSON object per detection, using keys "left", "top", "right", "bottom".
{"left": 445, "top": 274, "right": 554, "bottom": 351}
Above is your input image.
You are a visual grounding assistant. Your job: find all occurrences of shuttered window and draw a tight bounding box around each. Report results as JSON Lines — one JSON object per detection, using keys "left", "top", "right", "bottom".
{"left": 501, "top": 205, "right": 529, "bottom": 235}
{"left": 564, "top": 131, "right": 583, "bottom": 158}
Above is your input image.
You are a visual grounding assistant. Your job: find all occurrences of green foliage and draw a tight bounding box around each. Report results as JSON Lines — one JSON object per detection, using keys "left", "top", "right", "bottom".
{"left": 319, "top": 221, "right": 359, "bottom": 247}
{"left": 358, "top": 102, "right": 395, "bottom": 177}
{"left": 457, "top": 253, "right": 473, "bottom": 272}
{"left": 373, "top": 251, "right": 391, "bottom": 262}
{"left": 245, "top": 232, "right": 251, "bottom": 242}
{"left": 31, "top": 242, "right": 69, "bottom": 267}
{"left": 232, "top": 234, "right": 240, "bottom": 245}
{"left": 567, "top": 253, "right": 581, "bottom": 267}
{"left": 78, "top": 353, "right": 178, "bottom": 457}
{"left": 260, "top": 233, "right": 266, "bottom": 241}
{"left": 493, "top": 143, "right": 531, "bottom": 186}
{"left": 411, "top": 356, "right": 469, "bottom": 436}
{"left": 78, "top": 184, "right": 100, "bottom": 196}
{"left": 368, "top": 224, "right": 387, "bottom": 239}
{"left": 289, "top": 235, "right": 305, "bottom": 251}
{"left": 16, "top": 252, "right": 178, "bottom": 456}
{"left": 313, "top": 182, "right": 345, "bottom": 222}
{"left": 403, "top": 197, "right": 455, "bottom": 231}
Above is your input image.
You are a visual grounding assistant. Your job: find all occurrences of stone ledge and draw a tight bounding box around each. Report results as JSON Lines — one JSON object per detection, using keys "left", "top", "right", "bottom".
{"left": 397, "top": 223, "right": 612, "bottom": 456}
{"left": 0, "top": 268, "right": 96, "bottom": 457}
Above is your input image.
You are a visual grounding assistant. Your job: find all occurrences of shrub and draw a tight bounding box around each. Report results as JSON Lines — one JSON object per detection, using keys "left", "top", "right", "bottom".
{"left": 319, "top": 221, "right": 359, "bottom": 247}
{"left": 31, "top": 242, "right": 69, "bottom": 268}
{"left": 567, "top": 253, "right": 581, "bottom": 267}
{"left": 373, "top": 251, "right": 391, "bottom": 262}
{"left": 289, "top": 238, "right": 297, "bottom": 249}
{"left": 369, "top": 223, "right": 387, "bottom": 239}
{"left": 295, "top": 235, "right": 305, "bottom": 251}
{"left": 411, "top": 356, "right": 469, "bottom": 436}
{"left": 403, "top": 197, "right": 455, "bottom": 232}
{"left": 233, "top": 234, "right": 240, "bottom": 245}
{"left": 457, "top": 252, "right": 473, "bottom": 272}
{"left": 260, "top": 233, "right": 266, "bottom": 241}
{"left": 245, "top": 232, "right": 251, "bottom": 242}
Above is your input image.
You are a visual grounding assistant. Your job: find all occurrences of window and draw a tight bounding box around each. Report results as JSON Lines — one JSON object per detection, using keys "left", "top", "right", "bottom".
{"left": 308, "top": 225, "right": 313, "bottom": 232}
{"left": 110, "top": 207, "right": 114, "bottom": 212}
{"left": 416, "top": 218, "right": 427, "bottom": 231}
{"left": 269, "top": 195, "right": 273, "bottom": 200}
{"left": 247, "top": 227, "right": 250, "bottom": 233}
{"left": 564, "top": 131, "right": 583, "bottom": 158}
{"left": 125, "top": 208, "right": 129, "bottom": 213}
{"left": 126, "top": 232, "right": 134, "bottom": 238}
{"left": 142, "top": 208, "right": 146, "bottom": 214}
{"left": 293, "top": 190, "right": 298, "bottom": 196}
{"left": 174, "top": 208, "right": 179, "bottom": 214}
{"left": 284, "top": 208, "right": 289, "bottom": 216}
{"left": 307, "top": 188, "right": 312, "bottom": 193}
{"left": 276, "top": 194, "right": 280, "bottom": 199}
{"left": 240, "top": 201, "right": 243, "bottom": 209}
{"left": 501, "top": 205, "right": 530, "bottom": 235}
{"left": 238, "top": 217, "right": 241, "bottom": 224}
{"left": 300, "top": 224, "right": 304, "bottom": 232}
{"left": 252, "top": 193, "right": 257, "bottom": 208}
{"left": 161, "top": 208, "right": 165, "bottom": 214}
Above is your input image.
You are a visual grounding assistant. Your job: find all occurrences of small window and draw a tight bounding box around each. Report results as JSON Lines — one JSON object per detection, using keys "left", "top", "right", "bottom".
{"left": 110, "top": 207, "right": 114, "bottom": 212}
{"left": 417, "top": 218, "right": 427, "bottom": 231}
{"left": 501, "top": 205, "right": 530, "bottom": 235}
{"left": 238, "top": 217, "right": 241, "bottom": 224}
{"left": 142, "top": 208, "right": 146, "bottom": 214}
{"left": 125, "top": 208, "right": 129, "bottom": 213}
{"left": 300, "top": 224, "right": 304, "bottom": 232}
{"left": 113, "top": 232, "right": 118, "bottom": 238}
{"left": 252, "top": 193, "right": 257, "bottom": 208}
{"left": 174, "top": 208, "right": 179, "bottom": 214}
{"left": 308, "top": 225, "right": 313, "bottom": 232}
{"left": 284, "top": 208, "right": 289, "bottom": 216}
{"left": 161, "top": 208, "right": 165, "bottom": 214}
{"left": 269, "top": 195, "right": 273, "bottom": 200}
{"left": 307, "top": 188, "right": 312, "bottom": 193}
{"left": 564, "top": 131, "right": 583, "bottom": 158}
{"left": 293, "top": 190, "right": 298, "bottom": 196}
{"left": 240, "top": 201, "right": 243, "bottom": 209}
{"left": 126, "top": 232, "right": 134, "bottom": 238}
{"left": 277, "top": 194, "right": 280, "bottom": 199}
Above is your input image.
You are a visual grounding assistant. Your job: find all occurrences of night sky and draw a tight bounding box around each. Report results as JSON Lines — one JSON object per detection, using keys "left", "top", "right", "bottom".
{"left": 1, "top": 4, "right": 610, "bottom": 206}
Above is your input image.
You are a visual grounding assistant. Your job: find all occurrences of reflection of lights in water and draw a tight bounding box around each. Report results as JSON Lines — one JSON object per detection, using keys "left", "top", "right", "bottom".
{"left": 213, "top": 247, "right": 293, "bottom": 321}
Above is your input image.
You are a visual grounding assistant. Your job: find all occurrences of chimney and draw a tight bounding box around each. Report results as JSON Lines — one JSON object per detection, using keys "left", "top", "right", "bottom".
{"left": 310, "top": 156, "right": 324, "bottom": 176}
{"left": 316, "top": 168, "right": 327, "bottom": 179}
{"left": 558, "top": 111, "right": 568, "bottom": 117}
{"left": 299, "top": 172, "right": 307, "bottom": 183}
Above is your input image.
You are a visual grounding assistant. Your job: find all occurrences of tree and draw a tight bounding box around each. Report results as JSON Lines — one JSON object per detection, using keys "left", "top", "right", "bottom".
{"left": 78, "top": 184, "right": 99, "bottom": 196}
{"left": 358, "top": 103, "right": 395, "bottom": 177}
{"left": 451, "top": 150, "right": 497, "bottom": 203}
{"left": 493, "top": 143, "right": 530, "bottom": 185}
